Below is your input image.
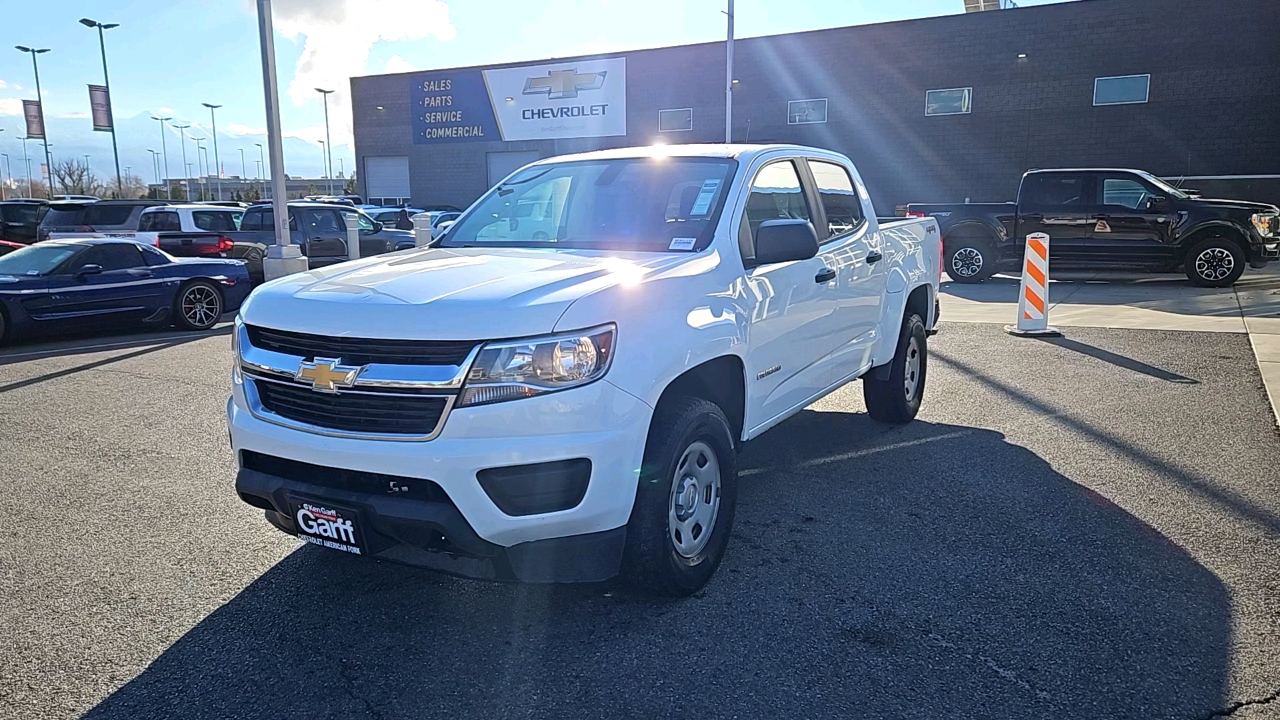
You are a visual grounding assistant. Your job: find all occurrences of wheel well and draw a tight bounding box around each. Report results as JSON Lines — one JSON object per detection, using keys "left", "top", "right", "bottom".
{"left": 176, "top": 277, "right": 226, "bottom": 306}
{"left": 905, "top": 284, "right": 931, "bottom": 325}
{"left": 1183, "top": 225, "right": 1248, "bottom": 252}
{"left": 655, "top": 356, "right": 746, "bottom": 443}
{"left": 943, "top": 224, "right": 997, "bottom": 248}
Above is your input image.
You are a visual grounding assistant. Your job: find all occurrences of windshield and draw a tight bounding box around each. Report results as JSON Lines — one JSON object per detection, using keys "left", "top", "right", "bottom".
{"left": 0, "top": 244, "right": 80, "bottom": 275}
{"left": 441, "top": 157, "right": 737, "bottom": 252}
{"left": 1136, "top": 171, "right": 1189, "bottom": 199}
{"left": 41, "top": 207, "right": 89, "bottom": 226}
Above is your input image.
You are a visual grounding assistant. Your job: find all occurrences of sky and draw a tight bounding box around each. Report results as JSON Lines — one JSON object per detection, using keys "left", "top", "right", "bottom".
{"left": 0, "top": 0, "right": 1071, "bottom": 185}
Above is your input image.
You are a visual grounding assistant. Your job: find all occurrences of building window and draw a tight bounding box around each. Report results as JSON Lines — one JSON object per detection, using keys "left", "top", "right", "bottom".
{"left": 1094, "top": 74, "right": 1149, "bottom": 106}
{"left": 787, "top": 98, "right": 828, "bottom": 125}
{"left": 658, "top": 108, "right": 693, "bottom": 132}
{"left": 925, "top": 87, "right": 972, "bottom": 116}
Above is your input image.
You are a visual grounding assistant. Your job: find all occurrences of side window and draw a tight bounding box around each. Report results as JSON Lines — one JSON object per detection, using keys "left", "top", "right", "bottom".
{"left": 807, "top": 160, "right": 864, "bottom": 238}
{"left": 302, "top": 209, "right": 342, "bottom": 234}
{"left": 1101, "top": 177, "right": 1150, "bottom": 210}
{"left": 139, "top": 211, "right": 180, "bottom": 232}
{"left": 239, "top": 209, "right": 262, "bottom": 231}
{"left": 740, "top": 160, "right": 812, "bottom": 260}
{"left": 244, "top": 209, "right": 298, "bottom": 232}
{"left": 72, "top": 244, "right": 145, "bottom": 272}
{"left": 192, "top": 211, "right": 238, "bottom": 232}
{"left": 1022, "top": 174, "right": 1088, "bottom": 207}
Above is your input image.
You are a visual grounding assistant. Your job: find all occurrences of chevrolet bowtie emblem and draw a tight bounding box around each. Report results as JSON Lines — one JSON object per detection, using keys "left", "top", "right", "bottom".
{"left": 295, "top": 358, "right": 363, "bottom": 393}
{"left": 522, "top": 69, "right": 606, "bottom": 100}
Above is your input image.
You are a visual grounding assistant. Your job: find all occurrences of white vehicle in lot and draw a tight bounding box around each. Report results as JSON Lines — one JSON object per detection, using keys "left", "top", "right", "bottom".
{"left": 229, "top": 144, "right": 941, "bottom": 595}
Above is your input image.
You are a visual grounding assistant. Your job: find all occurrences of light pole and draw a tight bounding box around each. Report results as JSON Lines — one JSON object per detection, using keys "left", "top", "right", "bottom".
{"left": 202, "top": 102, "right": 223, "bottom": 201}
{"left": 315, "top": 87, "right": 335, "bottom": 196}
{"left": 147, "top": 149, "right": 159, "bottom": 195}
{"left": 18, "top": 136, "right": 32, "bottom": 197}
{"left": 1, "top": 153, "right": 8, "bottom": 201}
{"left": 151, "top": 115, "right": 172, "bottom": 199}
{"left": 172, "top": 123, "right": 191, "bottom": 201}
{"left": 318, "top": 140, "right": 327, "bottom": 192}
{"left": 83, "top": 154, "right": 91, "bottom": 194}
{"left": 256, "top": 0, "right": 305, "bottom": 279}
{"left": 724, "top": 0, "right": 734, "bottom": 143}
{"left": 255, "top": 142, "right": 266, "bottom": 199}
{"left": 15, "top": 46, "right": 53, "bottom": 198}
{"left": 79, "top": 19, "right": 123, "bottom": 196}
{"left": 195, "top": 139, "right": 206, "bottom": 201}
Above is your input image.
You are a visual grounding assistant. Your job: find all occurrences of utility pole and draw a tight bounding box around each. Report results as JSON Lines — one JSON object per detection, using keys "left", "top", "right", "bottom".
{"left": 724, "top": 0, "right": 734, "bottom": 143}
{"left": 15, "top": 46, "right": 53, "bottom": 198}
{"left": 151, "top": 115, "right": 172, "bottom": 199}
{"left": 202, "top": 103, "right": 223, "bottom": 201}
{"left": 256, "top": 0, "right": 306, "bottom": 278}
{"left": 80, "top": 19, "right": 123, "bottom": 196}
{"left": 315, "top": 88, "right": 335, "bottom": 196}
{"left": 172, "top": 123, "right": 191, "bottom": 201}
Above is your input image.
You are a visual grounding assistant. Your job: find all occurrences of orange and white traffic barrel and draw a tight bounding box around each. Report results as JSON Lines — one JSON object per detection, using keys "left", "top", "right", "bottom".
{"left": 1004, "top": 232, "right": 1061, "bottom": 337}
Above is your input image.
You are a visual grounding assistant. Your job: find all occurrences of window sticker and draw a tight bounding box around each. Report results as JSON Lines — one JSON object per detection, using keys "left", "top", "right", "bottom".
{"left": 669, "top": 237, "right": 697, "bottom": 251}
{"left": 689, "top": 178, "right": 721, "bottom": 216}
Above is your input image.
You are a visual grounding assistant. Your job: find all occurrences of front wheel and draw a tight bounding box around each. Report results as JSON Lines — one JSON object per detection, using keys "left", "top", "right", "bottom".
{"left": 174, "top": 280, "right": 223, "bottom": 331}
{"left": 1184, "top": 237, "right": 1246, "bottom": 287}
{"left": 944, "top": 236, "right": 997, "bottom": 284}
{"left": 863, "top": 312, "right": 927, "bottom": 424}
{"left": 623, "top": 397, "right": 738, "bottom": 596}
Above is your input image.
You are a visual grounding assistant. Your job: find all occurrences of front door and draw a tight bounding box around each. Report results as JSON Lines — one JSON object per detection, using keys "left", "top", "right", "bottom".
{"left": 43, "top": 243, "right": 166, "bottom": 330}
{"left": 740, "top": 159, "right": 846, "bottom": 433}
{"left": 300, "top": 207, "right": 349, "bottom": 262}
{"left": 1017, "top": 172, "right": 1097, "bottom": 267}
{"left": 1088, "top": 173, "right": 1177, "bottom": 269}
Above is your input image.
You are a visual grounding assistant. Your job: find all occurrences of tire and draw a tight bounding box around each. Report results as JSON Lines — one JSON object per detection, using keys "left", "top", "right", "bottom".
{"left": 1184, "top": 236, "right": 1246, "bottom": 287}
{"left": 863, "top": 312, "right": 927, "bottom": 424}
{"left": 622, "top": 397, "right": 738, "bottom": 596}
{"left": 174, "top": 280, "right": 224, "bottom": 331}
{"left": 944, "top": 233, "right": 997, "bottom": 283}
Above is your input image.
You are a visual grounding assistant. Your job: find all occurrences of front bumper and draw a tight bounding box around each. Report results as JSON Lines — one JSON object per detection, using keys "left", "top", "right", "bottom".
{"left": 228, "top": 377, "right": 652, "bottom": 581}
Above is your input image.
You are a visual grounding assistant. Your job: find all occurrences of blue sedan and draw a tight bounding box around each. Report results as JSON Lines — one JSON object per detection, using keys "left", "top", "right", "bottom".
{"left": 0, "top": 238, "right": 252, "bottom": 343}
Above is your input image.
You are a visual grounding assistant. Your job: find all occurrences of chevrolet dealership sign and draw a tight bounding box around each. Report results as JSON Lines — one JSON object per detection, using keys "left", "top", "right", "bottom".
{"left": 411, "top": 58, "right": 626, "bottom": 144}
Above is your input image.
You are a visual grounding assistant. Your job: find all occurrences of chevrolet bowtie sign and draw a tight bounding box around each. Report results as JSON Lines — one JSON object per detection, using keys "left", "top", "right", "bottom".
{"left": 410, "top": 57, "right": 626, "bottom": 144}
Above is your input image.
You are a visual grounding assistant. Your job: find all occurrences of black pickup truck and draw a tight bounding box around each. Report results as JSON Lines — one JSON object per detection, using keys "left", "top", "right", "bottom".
{"left": 908, "top": 168, "right": 1280, "bottom": 287}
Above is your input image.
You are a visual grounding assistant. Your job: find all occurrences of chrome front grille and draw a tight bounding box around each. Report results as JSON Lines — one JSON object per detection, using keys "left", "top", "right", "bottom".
{"left": 237, "top": 321, "right": 477, "bottom": 441}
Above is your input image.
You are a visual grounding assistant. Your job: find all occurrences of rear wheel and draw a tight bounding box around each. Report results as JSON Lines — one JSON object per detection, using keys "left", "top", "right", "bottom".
{"left": 1184, "top": 236, "right": 1246, "bottom": 287}
{"left": 623, "top": 397, "right": 738, "bottom": 596}
{"left": 944, "top": 234, "right": 997, "bottom": 283}
{"left": 864, "top": 312, "right": 927, "bottom": 424}
{"left": 174, "top": 280, "right": 223, "bottom": 331}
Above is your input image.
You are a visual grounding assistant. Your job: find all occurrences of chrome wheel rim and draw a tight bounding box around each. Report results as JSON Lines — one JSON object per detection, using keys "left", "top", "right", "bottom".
{"left": 181, "top": 285, "right": 221, "bottom": 327}
{"left": 904, "top": 336, "right": 922, "bottom": 401}
{"left": 668, "top": 440, "right": 721, "bottom": 560}
{"left": 951, "top": 247, "right": 983, "bottom": 278}
{"left": 1195, "top": 247, "right": 1234, "bottom": 282}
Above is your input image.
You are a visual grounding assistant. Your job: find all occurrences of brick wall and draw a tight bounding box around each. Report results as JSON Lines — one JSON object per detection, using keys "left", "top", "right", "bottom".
{"left": 351, "top": 0, "right": 1280, "bottom": 212}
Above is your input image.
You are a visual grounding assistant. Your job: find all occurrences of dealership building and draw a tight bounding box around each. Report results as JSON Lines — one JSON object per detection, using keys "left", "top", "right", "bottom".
{"left": 350, "top": 0, "right": 1279, "bottom": 214}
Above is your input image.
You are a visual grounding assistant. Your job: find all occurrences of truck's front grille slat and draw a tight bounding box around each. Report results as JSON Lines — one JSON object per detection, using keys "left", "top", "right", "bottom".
{"left": 245, "top": 324, "right": 477, "bottom": 366}
{"left": 254, "top": 379, "right": 449, "bottom": 436}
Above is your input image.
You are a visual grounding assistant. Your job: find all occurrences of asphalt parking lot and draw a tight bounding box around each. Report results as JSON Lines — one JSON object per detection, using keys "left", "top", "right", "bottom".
{"left": 2, "top": 320, "right": 1279, "bottom": 719}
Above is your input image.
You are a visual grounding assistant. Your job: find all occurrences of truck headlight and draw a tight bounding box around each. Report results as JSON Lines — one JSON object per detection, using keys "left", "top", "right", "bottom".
{"left": 458, "top": 324, "right": 615, "bottom": 407}
{"left": 1252, "top": 213, "right": 1278, "bottom": 237}
{"left": 231, "top": 316, "right": 243, "bottom": 384}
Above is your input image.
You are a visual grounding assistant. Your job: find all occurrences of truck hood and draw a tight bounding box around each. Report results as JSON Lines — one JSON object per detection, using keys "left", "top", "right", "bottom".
{"left": 239, "top": 246, "right": 700, "bottom": 340}
{"left": 1187, "top": 197, "right": 1279, "bottom": 214}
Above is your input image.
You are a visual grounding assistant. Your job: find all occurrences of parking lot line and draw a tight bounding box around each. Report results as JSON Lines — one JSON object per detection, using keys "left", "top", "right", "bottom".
{"left": 740, "top": 429, "right": 974, "bottom": 476}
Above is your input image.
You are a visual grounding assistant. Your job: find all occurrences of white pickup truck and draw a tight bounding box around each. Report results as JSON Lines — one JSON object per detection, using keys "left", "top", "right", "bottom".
{"left": 230, "top": 144, "right": 941, "bottom": 595}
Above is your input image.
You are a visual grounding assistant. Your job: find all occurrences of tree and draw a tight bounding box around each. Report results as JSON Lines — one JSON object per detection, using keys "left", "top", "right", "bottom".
{"left": 50, "top": 158, "right": 105, "bottom": 196}
{"left": 242, "top": 183, "right": 262, "bottom": 202}
{"left": 114, "top": 173, "right": 149, "bottom": 199}
{"left": 344, "top": 172, "right": 358, "bottom": 195}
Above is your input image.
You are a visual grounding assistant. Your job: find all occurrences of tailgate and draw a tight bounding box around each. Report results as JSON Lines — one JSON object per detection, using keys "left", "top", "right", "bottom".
{"left": 157, "top": 232, "right": 224, "bottom": 256}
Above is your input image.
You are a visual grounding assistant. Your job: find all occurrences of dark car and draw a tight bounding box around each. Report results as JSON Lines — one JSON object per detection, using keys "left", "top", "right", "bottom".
{"left": 908, "top": 168, "right": 1280, "bottom": 287}
{"left": 0, "top": 240, "right": 24, "bottom": 256}
{"left": 225, "top": 201, "right": 416, "bottom": 271}
{"left": 0, "top": 199, "right": 49, "bottom": 244}
{"left": 0, "top": 238, "right": 251, "bottom": 344}
{"left": 35, "top": 201, "right": 94, "bottom": 242}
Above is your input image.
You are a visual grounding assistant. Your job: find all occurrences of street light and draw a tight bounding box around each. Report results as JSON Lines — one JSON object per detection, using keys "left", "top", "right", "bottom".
{"left": 255, "top": 142, "right": 266, "bottom": 199}
{"left": 202, "top": 102, "right": 223, "bottom": 201}
{"left": 146, "top": 149, "right": 159, "bottom": 194}
{"left": 79, "top": 18, "right": 123, "bottom": 196}
{"left": 172, "top": 123, "right": 191, "bottom": 201}
{"left": 318, "top": 140, "right": 327, "bottom": 191}
{"left": 19, "top": 137, "right": 32, "bottom": 197}
{"left": 239, "top": 147, "right": 247, "bottom": 199}
{"left": 1, "top": 152, "right": 9, "bottom": 201}
{"left": 315, "top": 88, "right": 335, "bottom": 195}
{"left": 15, "top": 46, "right": 53, "bottom": 198}
{"left": 151, "top": 115, "right": 172, "bottom": 199}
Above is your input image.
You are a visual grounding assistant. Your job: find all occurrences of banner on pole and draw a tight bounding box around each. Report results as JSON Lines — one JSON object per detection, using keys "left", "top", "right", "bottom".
{"left": 88, "top": 85, "right": 113, "bottom": 131}
{"left": 22, "top": 100, "right": 45, "bottom": 139}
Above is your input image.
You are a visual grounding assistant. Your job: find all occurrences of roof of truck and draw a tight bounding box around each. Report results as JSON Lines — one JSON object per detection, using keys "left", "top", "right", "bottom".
{"left": 529, "top": 143, "right": 844, "bottom": 166}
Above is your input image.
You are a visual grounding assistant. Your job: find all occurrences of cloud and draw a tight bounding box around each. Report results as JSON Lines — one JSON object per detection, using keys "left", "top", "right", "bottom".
{"left": 225, "top": 122, "right": 268, "bottom": 137}
{"left": 270, "top": 0, "right": 455, "bottom": 142}
{"left": 62, "top": 111, "right": 89, "bottom": 118}
{"left": 0, "top": 80, "right": 6, "bottom": 89}
{"left": 157, "top": 107, "right": 174, "bottom": 114}
{"left": 383, "top": 55, "right": 418, "bottom": 74}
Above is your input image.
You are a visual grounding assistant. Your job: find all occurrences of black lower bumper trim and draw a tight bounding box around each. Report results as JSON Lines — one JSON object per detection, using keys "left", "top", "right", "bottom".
{"left": 236, "top": 466, "right": 625, "bottom": 583}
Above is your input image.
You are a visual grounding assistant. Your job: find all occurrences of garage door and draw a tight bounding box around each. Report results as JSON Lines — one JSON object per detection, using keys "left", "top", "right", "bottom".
{"left": 487, "top": 151, "right": 542, "bottom": 188}
{"left": 364, "top": 156, "right": 411, "bottom": 206}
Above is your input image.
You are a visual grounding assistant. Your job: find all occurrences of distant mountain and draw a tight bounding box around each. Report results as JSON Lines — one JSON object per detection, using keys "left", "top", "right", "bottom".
{"left": 7, "top": 111, "right": 350, "bottom": 186}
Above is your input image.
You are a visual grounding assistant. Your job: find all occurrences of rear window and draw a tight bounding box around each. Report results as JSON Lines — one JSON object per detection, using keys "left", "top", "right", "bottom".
{"left": 192, "top": 210, "right": 241, "bottom": 232}
{"left": 40, "top": 206, "right": 89, "bottom": 227}
{"left": 139, "top": 211, "right": 181, "bottom": 232}
{"left": 83, "top": 205, "right": 138, "bottom": 227}
{"left": 1, "top": 204, "right": 43, "bottom": 224}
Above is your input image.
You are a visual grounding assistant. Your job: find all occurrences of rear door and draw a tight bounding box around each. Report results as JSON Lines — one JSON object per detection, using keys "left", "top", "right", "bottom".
{"left": 1017, "top": 172, "right": 1097, "bottom": 267}
{"left": 299, "top": 207, "right": 348, "bottom": 263}
{"left": 44, "top": 244, "right": 166, "bottom": 328}
{"left": 804, "top": 158, "right": 885, "bottom": 384}
{"left": 741, "top": 158, "right": 846, "bottom": 431}
{"left": 1088, "top": 173, "right": 1177, "bottom": 268}
{"left": 1, "top": 203, "right": 43, "bottom": 244}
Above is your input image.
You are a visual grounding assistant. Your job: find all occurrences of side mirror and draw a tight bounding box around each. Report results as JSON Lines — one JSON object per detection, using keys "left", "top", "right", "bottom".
{"left": 76, "top": 263, "right": 103, "bottom": 278}
{"left": 754, "top": 219, "right": 819, "bottom": 265}
{"left": 369, "top": 221, "right": 384, "bottom": 234}
{"left": 1146, "top": 196, "right": 1168, "bottom": 211}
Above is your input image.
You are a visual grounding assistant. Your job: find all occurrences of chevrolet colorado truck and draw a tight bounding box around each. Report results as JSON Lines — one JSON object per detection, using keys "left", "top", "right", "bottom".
{"left": 908, "top": 168, "right": 1280, "bottom": 287}
{"left": 230, "top": 144, "right": 941, "bottom": 595}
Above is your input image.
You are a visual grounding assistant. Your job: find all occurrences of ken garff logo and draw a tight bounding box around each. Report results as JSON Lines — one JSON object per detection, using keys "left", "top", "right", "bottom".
{"left": 295, "top": 357, "right": 364, "bottom": 393}
{"left": 522, "top": 69, "right": 607, "bottom": 100}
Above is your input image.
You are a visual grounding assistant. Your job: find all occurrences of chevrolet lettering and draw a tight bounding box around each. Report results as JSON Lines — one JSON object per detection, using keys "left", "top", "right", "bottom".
{"left": 231, "top": 144, "right": 941, "bottom": 596}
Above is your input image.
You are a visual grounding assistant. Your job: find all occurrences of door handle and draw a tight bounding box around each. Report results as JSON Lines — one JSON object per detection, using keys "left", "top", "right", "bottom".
{"left": 128, "top": 269, "right": 153, "bottom": 278}
{"left": 866, "top": 251, "right": 883, "bottom": 264}
{"left": 1090, "top": 214, "right": 1110, "bottom": 219}
{"left": 814, "top": 267, "right": 837, "bottom": 284}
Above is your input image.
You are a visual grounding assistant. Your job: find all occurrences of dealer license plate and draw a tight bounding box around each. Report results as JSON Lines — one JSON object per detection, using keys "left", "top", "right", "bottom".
{"left": 290, "top": 500, "right": 364, "bottom": 555}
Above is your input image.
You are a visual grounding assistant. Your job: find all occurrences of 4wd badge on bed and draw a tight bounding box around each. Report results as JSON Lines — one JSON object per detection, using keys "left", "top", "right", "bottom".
{"left": 295, "top": 503, "right": 361, "bottom": 554}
